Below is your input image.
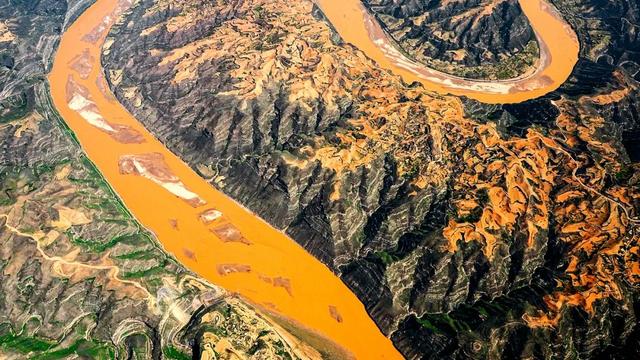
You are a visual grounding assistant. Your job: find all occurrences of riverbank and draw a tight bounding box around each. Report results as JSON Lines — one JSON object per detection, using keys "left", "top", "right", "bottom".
{"left": 315, "top": 0, "right": 580, "bottom": 103}
{"left": 48, "top": 0, "right": 402, "bottom": 358}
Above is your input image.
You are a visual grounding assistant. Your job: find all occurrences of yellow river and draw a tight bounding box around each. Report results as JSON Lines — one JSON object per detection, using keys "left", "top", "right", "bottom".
{"left": 49, "top": 0, "right": 579, "bottom": 358}
{"left": 315, "top": 0, "right": 580, "bottom": 104}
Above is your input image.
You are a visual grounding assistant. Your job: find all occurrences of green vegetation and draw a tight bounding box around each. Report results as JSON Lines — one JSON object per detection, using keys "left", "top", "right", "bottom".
{"left": 252, "top": 4, "right": 265, "bottom": 18}
{"left": 121, "top": 262, "right": 167, "bottom": 279}
{"left": 0, "top": 324, "right": 115, "bottom": 359}
{"left": 417, "top": 313, "right": 471, "bottom": 334}
{"left": 220, "top": 304, "right": 233, "bottom": 318}
{"left": 69, "top": 232, "right": 140, "bottom": 253}
{"left": 615, "top": 165, "right": 633, "bottom": 183}
{"left": 67, "top": 156, "right": 126, "bottom": 205}
{"left": 163, "top": 346, "right": 191, "bottom": 360}
{"left": 30, "top": 339, "right": 115, "bottom": 360}
{"left": 0, "top": 166, "right": 39, "bottom": 206}
{"left": 416, "top": 317, "right": 443, "bottom": 334}
{"left": 0, "top": 330, "right": 55, "bottom": 354}
{"left": 375, "top": 250, "right": 398, "bottom": 266}
{"left": 113, "top": 248, "right": 156, "bottom": 260}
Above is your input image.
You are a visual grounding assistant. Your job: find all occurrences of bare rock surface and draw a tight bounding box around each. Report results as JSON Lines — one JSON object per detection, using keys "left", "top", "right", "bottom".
{"left": 0, "top": 1, "right": 325, "bottom": 358}
{"left": 103, "top": 0, "right": 640, "bottom": 358}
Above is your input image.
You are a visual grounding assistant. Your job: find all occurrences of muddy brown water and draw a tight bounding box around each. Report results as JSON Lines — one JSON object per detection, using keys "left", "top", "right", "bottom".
{"left": 50, "top": 0, "right": 580, "bottom": 358}
{"left": 49, "top": 0, "right": 402, "bottom": 358}
{"left": 315, "top": 0, "right": 580, "bottom": 104}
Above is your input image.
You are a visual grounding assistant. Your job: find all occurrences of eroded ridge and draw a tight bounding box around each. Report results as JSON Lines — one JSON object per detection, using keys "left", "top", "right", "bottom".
{"left": 361, "top": 0, "right": 540, "bottom": 80}
{"left": 0, "top": 156, "right": 322, "bottom": 359}
{"left": 0, "top": 0, "right": 354, "bottom": 357}
{"left": 315, "top": 0, "right": 580, "bottom": 102}
{"left": 102, "top": 0, "right": 639, "bottom": 357}
{"left": 48, "top": 0, "right": 402, "bottom": 357}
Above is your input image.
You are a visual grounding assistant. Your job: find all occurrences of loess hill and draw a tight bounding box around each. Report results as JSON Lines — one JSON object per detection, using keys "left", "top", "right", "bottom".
{"left": 362, "top": 0, "right": 539, "bottom": 79}
{"left": 102, "top": 0, "right": 640, "bottom": 359}
{"left": 0, "top": 0, "right": 333, "bottom": 359}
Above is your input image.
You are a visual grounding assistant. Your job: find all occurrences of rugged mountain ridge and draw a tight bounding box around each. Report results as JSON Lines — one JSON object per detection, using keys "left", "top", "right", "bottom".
{"left": 0, "top": 0, "right": 94, "bottom": 125}
{"left": 104, "top": 0, "right": 640, "bottom": 358}
{"left": 362, "top": 0, "right": 539, "bottom": 79}
{"left": 0, "top": 1, "right": 326, "bottom": 358}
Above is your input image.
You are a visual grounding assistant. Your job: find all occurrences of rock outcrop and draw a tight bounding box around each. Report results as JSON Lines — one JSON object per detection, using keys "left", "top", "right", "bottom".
{"left": 0, "top": 1, "right": 324, "bottom": 358}
{"left": 363, "top": 0, "right": 539, "bottom": 79}
{"left": 102, "top": 0, "right": 640, "bottom": 358}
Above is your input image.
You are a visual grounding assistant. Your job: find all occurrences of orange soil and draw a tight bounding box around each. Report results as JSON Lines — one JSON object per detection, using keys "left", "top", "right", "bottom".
{"left": 315, "top": 0, "right": 580, "bottom": 103}
{"left": 49, "top": 0, "right": 401, "bottom": 358}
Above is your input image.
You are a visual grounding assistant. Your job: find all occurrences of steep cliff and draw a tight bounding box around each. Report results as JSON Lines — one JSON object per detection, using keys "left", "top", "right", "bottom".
{"left": 0, "top": 1, "right": 325, "bottom": 358}
{"left": 362, "top": 0, "right": 539, "bottom": 79}
{"left": 103, "top": 0, "right": 640, "bottom": 358}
